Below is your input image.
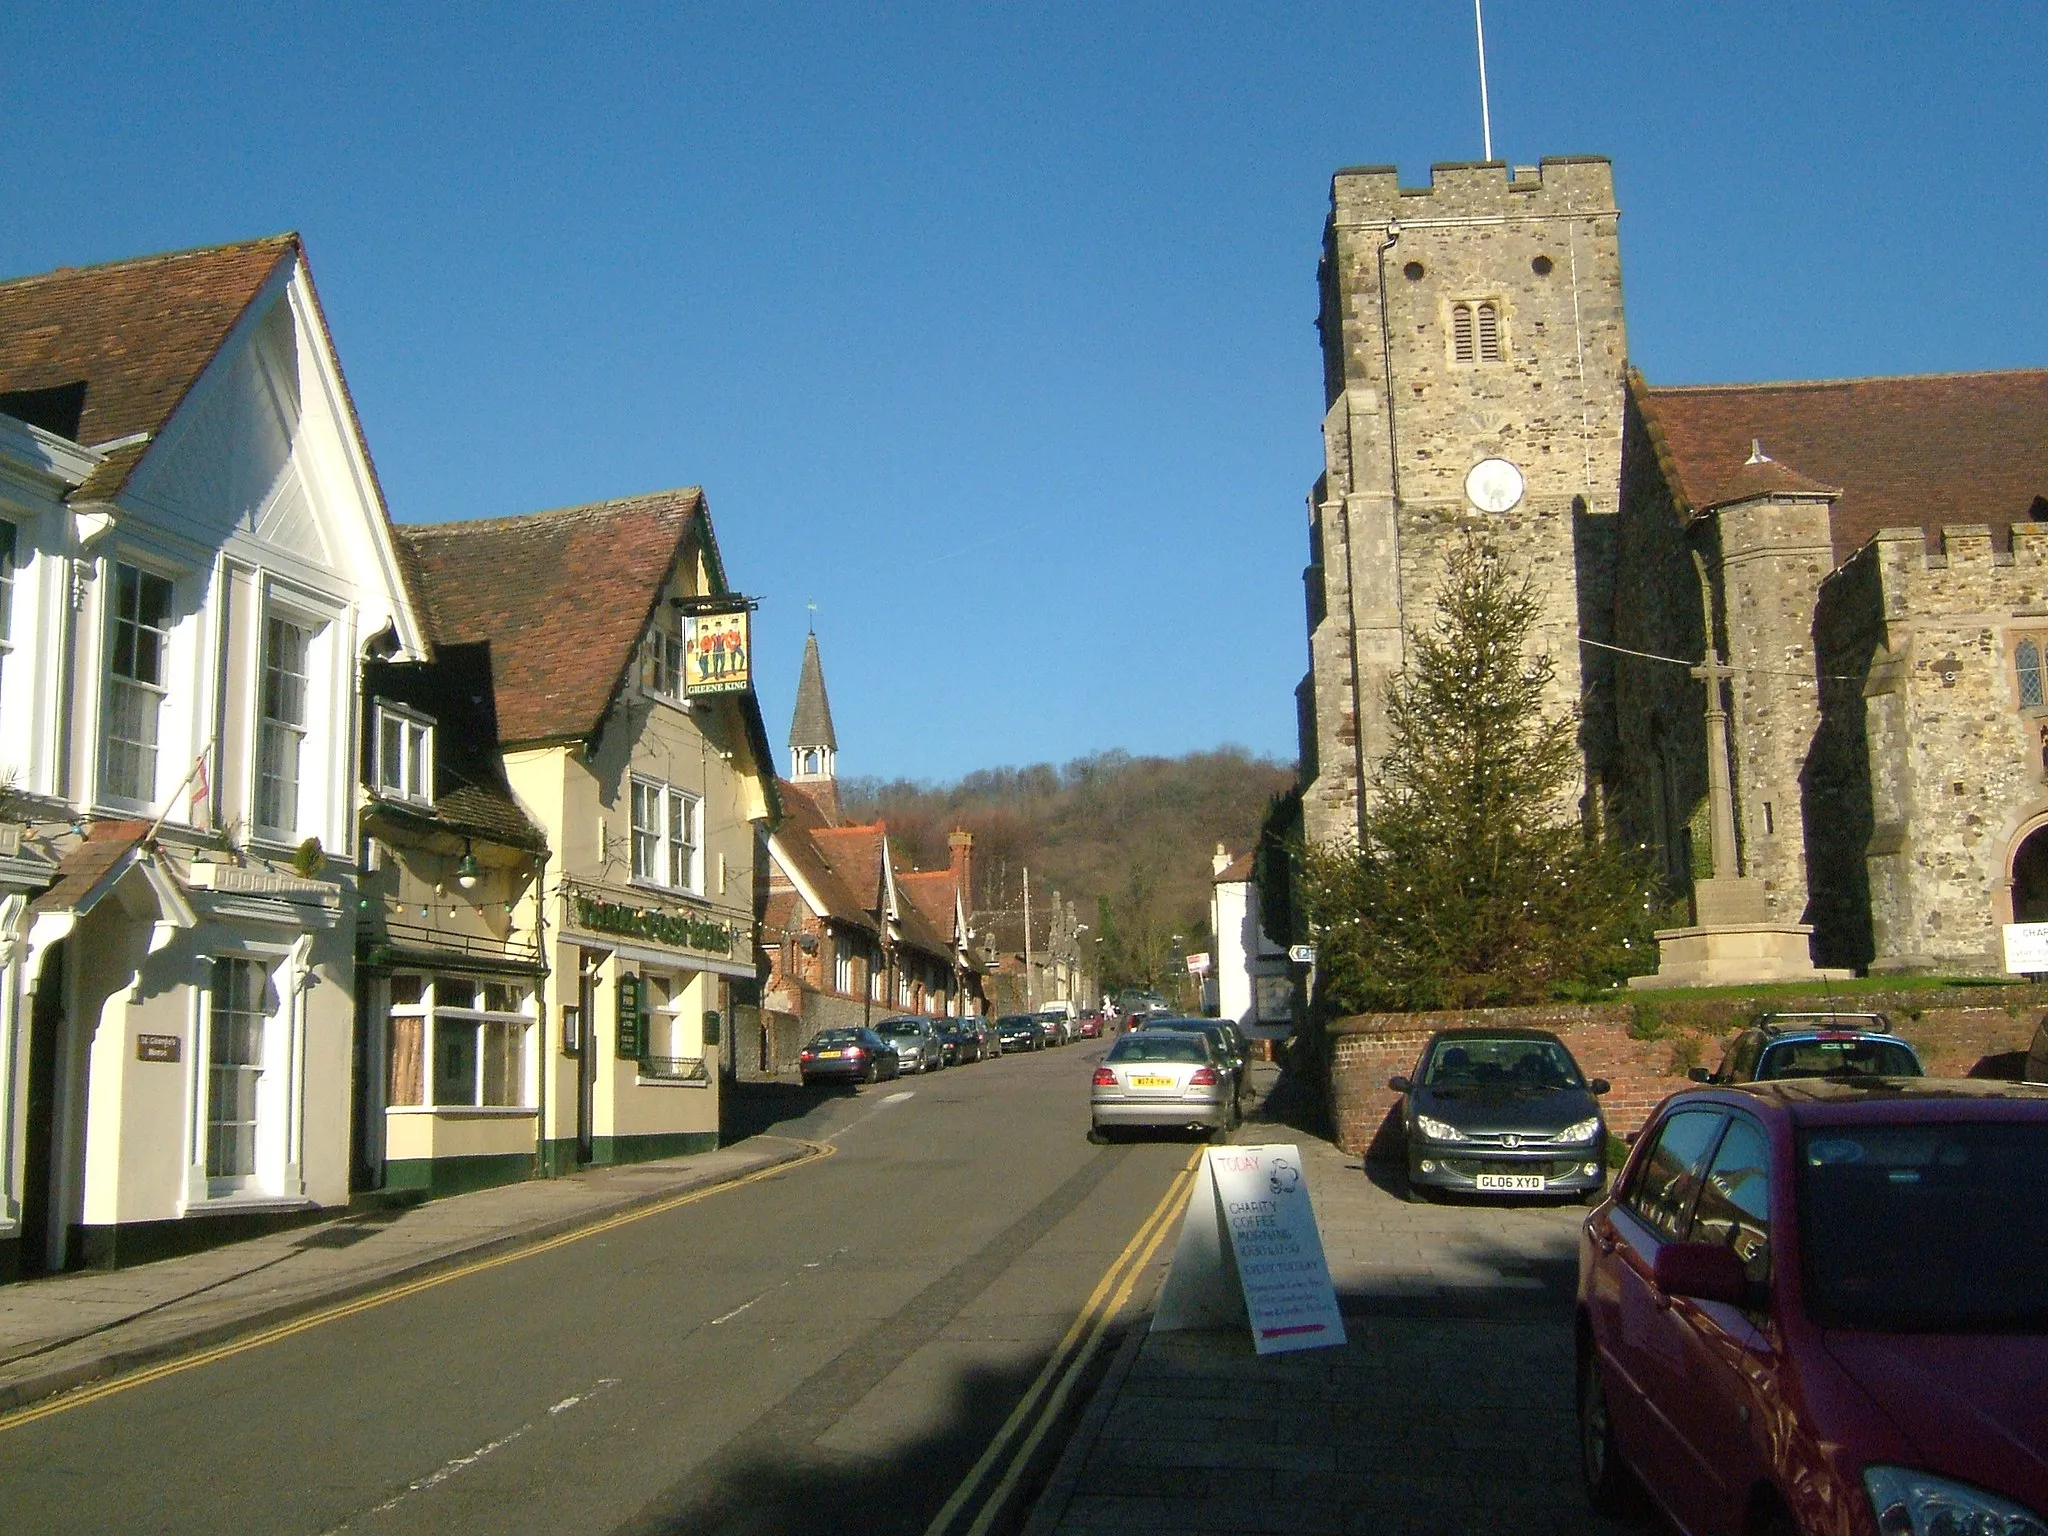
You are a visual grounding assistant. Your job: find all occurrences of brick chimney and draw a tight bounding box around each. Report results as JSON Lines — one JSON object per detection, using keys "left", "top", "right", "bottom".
{"left": 1212, "top": 842, "right": 1233, "bottom": 877}
{"left": 948, "top": 828, "right": 974, "bottom": 905}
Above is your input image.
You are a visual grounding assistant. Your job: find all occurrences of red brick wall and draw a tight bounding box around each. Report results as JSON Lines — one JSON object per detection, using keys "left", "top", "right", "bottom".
{"left": 1327, "top": 994, "right": 2048, "bottom": 1159}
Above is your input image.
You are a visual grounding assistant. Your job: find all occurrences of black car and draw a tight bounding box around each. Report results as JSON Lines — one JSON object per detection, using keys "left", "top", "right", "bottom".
{"left": 797, "top": 1027, "right": 901, "bottom": 1087}
{"left": 1692, "top": 1012, "right": 1923, "bottom": 1085}
{"left": 1389, "top": 1027, "right": 1609, "bottom": 1202}
{"left": 994, "top": 1014, "right": 1043, "bottom": 1053}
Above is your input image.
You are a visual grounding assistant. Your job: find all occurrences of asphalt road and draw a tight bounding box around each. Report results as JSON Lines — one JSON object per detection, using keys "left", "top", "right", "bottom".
{"left": 0, "top": 1036, "right": 1199, "bottom": 1536}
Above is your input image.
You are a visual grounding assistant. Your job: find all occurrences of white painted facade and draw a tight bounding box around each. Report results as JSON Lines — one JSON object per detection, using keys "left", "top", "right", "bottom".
{"left": 0, "top": 253, "right": 424, "bottom": 1273}
{"left": 1209, "top": 846, "right": 1294, "bottom": 1040}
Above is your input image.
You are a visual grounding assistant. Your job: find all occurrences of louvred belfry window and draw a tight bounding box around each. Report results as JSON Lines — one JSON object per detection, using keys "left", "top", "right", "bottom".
{"left": 1449, "top": 300, "right": 1504, "bottom": 365}
{"left": 1451, "top": 303, "right": 1475, "bottom": 364}
{"left": 1475, "top": 301, "right": 1501, "bottom": 361}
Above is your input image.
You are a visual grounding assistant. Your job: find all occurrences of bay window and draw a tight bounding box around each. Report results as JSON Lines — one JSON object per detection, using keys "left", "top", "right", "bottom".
{"left": 386, "top": 973, "right": 532, "bottom": 1109}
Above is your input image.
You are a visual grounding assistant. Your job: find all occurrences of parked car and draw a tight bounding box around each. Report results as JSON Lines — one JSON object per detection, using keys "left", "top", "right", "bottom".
{"left": 949, "top": 1017, "right": 991, "bottom": 1063}
{"left": 930, "top": 1020, "right": 964, "bottom": 1066}
{"left": 995, "top": 1014, "right": 1043, "bottom": 1053}
{"left": 1137, "top": 1017, "right": 1251, "bottom": 1107}
{"left": 1090, "top": 1029, "right": 1237, "bottom": 1141}
{"left": 2029, "top": 1015, "right": 2048, "bottom": 1084}
{"left": 1388, "top": 1028, "right": 1609, "bottom": 1202}
{"left": 1577, "top": 1077, "right": 2048, "bottom": 1536}
{"left": 797, "top": 1027, "right": 901, "bottom": 1087}
{"left": 1037, "top": 1010, "right": 1072, "bottom": 1047}
{"left": 1076, "top": 1010, "right": 1105, "bottom": 1039}
{"left": 873, "top": 1016, "right": 945, "bottom": 1073}
{"left": 1693, "top": 1012, "right": 1923, "bottom": 1085}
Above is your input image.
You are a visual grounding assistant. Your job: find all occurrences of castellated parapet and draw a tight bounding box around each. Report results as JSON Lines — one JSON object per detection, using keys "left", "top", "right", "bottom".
{"left": 1301, "top": 158, "right": 1628, "bottom": 849}
{"left": 1856, "top": 522, "right": 2048, "bottom": 970}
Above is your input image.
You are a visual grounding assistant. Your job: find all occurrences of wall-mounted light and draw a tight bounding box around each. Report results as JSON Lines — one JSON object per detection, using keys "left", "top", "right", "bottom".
{"left": 456, "top": 841, "right": 482, "bottom": 892}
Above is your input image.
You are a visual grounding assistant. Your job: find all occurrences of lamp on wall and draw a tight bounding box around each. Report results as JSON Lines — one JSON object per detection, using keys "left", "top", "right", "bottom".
{"left": 455, "top": 840, "right": 482, "bottom": 892}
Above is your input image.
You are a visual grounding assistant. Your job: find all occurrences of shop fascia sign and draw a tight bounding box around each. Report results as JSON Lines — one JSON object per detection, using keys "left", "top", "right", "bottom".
{"left": 572, "top": 891, "right": 738, "bottom": 957}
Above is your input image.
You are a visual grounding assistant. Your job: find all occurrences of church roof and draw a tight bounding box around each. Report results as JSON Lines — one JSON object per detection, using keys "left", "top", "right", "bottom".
{"left": 0, "top": 235, "right": 300, "bottom": 499}
{"left": 789, "top": 633, "right": 838, "bottom": 751}
{"left": 1640, "top": 369, "right": 2048, "bottom": 565}
{"left": 401, "top": 491, "right": 706, "bottom": 747}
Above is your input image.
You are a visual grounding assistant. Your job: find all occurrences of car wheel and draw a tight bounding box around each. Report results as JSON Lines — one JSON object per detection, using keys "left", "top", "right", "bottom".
{"left": 1578, "top": 1178, "right": 1607, "bottom": 1208}
{"left": 862, "top": 1060, "right": 878, "bottom": 1085}
{"left": 1088, "top": 1124, "right": 1112, "bottom": 1145}
{"left": 1578, "top": 1345, "right": 1640, "bottom": 1516}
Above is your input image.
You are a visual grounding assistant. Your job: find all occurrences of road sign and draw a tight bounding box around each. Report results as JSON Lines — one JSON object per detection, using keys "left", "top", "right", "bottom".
{"left": 1288, "top": 944, "right": 1316, "bottom": 964}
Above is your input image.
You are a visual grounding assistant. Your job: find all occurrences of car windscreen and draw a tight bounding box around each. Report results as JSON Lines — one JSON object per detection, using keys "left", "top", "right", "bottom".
{"left": 1422, "top": 1037, "right": 1582, "bottom": 1090}
{"left": 1106, "top": 1035, "right": 1210, "bottom": 1064}
{"left": 997, "top": 1016, "right": 1036, "bottom": 1028}
{"left": 875, "top": 1024, "right": 921, "bottom": 1038}
{"left": 1758, "top": 1039, "right": 1920, "bottom": 1079}
{"left": 1799, "top": 1120, "right": 2048, "bottom": 1331}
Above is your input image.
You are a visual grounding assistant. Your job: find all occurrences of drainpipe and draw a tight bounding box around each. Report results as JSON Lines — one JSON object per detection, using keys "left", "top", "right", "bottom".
{"left": 531, "top": 848, "right": 549, "bottom": 1178}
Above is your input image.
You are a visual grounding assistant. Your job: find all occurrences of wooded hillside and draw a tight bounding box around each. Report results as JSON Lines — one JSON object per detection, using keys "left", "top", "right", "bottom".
{"left": 839, "top": 747, "right": 1296, "bottom": 992}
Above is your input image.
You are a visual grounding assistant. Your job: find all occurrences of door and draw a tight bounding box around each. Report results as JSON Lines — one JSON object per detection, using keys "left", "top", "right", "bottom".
{"left": 1601, "top": 1106, "right": 1727, "bottom": 1525}
{"left": 18, "top": 941, "right": 67, "bottom": 1275}
{"left": 575, "top": 963, "right": 595, "bottom": 1164}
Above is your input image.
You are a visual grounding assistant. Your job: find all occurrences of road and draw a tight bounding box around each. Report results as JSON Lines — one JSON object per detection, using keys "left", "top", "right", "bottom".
{"left": 0, "top": 1036, "right": 1199, "bottom": 1536}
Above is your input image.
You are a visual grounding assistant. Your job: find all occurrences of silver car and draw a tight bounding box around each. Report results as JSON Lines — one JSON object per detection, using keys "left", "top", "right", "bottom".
{"left": 1089, "top": 1031, "right": 1237, "bottom": 1142}
{"left": 873, "top": 1017, "right": 944, "bottom": 1073}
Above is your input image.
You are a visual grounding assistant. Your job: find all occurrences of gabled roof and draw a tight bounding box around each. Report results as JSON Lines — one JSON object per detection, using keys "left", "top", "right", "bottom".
{"left": 1637, "top": 369, "right": 2048, "bottom": 564}
{"left": 789, "top": 632, "right": 838, "bottom": 750}
{"left": 896, "top": 868, "right": 977, "bottom": 969}
{"left": 0, "top": 236, "right": 298, "bottom": 496}
{"left": 770, "top": 781, "right": 878, "bottom": 933}
{"left": 29, "top": 820, "right": 152, "bottom": 914}
{"left": 1214, "top": 852, "right": 1256, "bottom": 884}
{"left": 400, "top": 490, "right": 704, "bottom": 747}
{"left": 811, "top": 825, "right": 887, "bottom": 917}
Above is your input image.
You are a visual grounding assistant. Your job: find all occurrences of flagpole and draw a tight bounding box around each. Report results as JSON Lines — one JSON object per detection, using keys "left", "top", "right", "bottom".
{"left": 1474, "top": 0, "right": 1494, "bottom": 162}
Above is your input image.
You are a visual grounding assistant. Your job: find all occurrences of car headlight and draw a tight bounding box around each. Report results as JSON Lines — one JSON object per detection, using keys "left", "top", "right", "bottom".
{"left": 1561, "top": 1117, "right": 1603, "bottom": 1143}
{"left": 1414, "top": 1115, "right": 1469, "bottom": 1143}
{"left": 1865, "top": 1465, "right": 2048, "bottom": 1536}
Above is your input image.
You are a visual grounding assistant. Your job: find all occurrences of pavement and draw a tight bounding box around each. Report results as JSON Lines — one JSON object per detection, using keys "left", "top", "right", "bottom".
{"left": 0, "top": 1132, "right": 815, "bottom": 1417}
{"left": 1025, "top": 1066, "right": 1638, "bottom": 1536}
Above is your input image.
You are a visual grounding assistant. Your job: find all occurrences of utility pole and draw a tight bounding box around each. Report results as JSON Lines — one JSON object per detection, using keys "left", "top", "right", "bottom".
{"left": 1023, "top": 867, "right": 1034, "bottom": 1012}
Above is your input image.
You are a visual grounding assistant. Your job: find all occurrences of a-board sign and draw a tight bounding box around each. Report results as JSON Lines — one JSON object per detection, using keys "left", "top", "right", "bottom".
{"left": 1153, "top": 1143, "right": 1345, "bottom": 1355}
{"left": 2004, "top": 922, "right": 2048, "bottom": 974}
{"left": 136, "top": 1034, "right": 181, "bottom": 1063}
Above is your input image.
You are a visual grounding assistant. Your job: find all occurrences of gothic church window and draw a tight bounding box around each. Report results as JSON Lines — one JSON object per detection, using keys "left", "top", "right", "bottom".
{"left": 1448, "top": 301, "right": 1505, "bottom": 365}
{"left": 2019, "top": 638, "right": 2045, "bottom": 710}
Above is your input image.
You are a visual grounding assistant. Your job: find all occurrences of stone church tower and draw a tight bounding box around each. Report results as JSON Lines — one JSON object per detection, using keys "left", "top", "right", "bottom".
{"left": 1299, "top": 158, "right": 1629, "bottom": 847}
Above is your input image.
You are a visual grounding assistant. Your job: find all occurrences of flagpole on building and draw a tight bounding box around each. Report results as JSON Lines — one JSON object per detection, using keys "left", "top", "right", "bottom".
{"left": 1474, "top": 0, "right": 1494, "bottom": 162}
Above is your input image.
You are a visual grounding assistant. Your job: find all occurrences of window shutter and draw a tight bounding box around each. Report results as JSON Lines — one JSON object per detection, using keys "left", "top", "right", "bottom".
{"left": 1476, "top": 302, "right": 1501, "bottom": 361}
{"left": 1451, "top": 304, "right": 1474, "bottom": 364}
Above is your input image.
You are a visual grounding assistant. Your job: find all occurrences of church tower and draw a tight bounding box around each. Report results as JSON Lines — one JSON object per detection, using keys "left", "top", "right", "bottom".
{"left": 1298, "top": 158, "right": 1629, "bottom": 848}
{"left": 789, "top": 631, "right": 840, "bottom": 818}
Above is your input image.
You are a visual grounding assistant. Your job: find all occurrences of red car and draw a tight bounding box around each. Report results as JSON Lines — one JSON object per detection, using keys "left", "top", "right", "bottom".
{"left": 1576, "top": 1078, "right": 2048, "bottom": 1536}
{"left": 1076, "top": 1011, "right": 1105, "bottom": 1039}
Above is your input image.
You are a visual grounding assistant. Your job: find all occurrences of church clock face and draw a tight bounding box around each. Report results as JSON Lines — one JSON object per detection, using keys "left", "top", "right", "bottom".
{"left": 1464, "top": 457, "right": 1526, "bottom": 514}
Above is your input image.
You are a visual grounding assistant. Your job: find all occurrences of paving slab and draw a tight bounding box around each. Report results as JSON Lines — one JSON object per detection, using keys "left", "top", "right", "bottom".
{"left": 1026, "top": 1070, "right": 1643, "bottom": 1536}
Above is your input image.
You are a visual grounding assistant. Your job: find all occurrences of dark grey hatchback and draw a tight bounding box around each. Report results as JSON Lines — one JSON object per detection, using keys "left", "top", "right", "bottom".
{"left": 1389, "top": 1028, "right": 1610, "bottom": 1202}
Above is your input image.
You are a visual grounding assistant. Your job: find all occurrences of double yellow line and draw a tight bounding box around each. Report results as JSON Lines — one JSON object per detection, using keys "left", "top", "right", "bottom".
{"left": 923, "top": 1148, "right": 1201, "bottom": 1536}
{"left": 0, "top": 1140, "right": 834, "bottom": 1436}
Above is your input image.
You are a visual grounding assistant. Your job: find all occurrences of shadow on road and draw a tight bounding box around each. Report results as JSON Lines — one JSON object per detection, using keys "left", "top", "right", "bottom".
{"left": 720, "top": 1078, "right": 848, "bottom": 1145}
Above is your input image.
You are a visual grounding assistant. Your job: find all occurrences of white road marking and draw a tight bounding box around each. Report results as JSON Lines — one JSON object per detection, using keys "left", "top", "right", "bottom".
{"left": 317, "top": 1377, "right": 620, "bottom": 1532}
{"left": 711, "top": 1248, "right": 847, "bottom": 1326}
{"left": 710, "top": 1295, "right": 762, "bottom": 1326}
{"left": 882, "top": 1090, "right": 914, "bottom": 1103}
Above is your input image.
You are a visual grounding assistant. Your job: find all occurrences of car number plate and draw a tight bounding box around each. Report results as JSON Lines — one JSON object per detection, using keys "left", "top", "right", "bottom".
{"left": 1475, "top": 1174, "right": 1545, "bottom": 1191}
{"left": 817, "top": 1050, "right": 843, "bottom": 1059}
{"left": 1128, "top": 1074, "right": 1173, "bottom": 1088}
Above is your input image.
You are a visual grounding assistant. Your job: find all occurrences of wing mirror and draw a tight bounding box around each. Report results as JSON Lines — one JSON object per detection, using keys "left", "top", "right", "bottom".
{"left": 1589, "top": 1078, "right": 1611, "bottom": 1095}
{"left": 1688, "top": 1067, "right": 1715, "bottom": 1084}
{"left": 1387, "top": 1075, "right": 1413, "bottom": 1094}
{"left": 1652, "top": 1241, "right": 1750, "bottom": 1307}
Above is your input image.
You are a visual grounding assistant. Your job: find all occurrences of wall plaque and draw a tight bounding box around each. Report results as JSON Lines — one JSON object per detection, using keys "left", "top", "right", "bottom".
{"left": 136, "top": 1034, "right": 182, "bottom": 1063}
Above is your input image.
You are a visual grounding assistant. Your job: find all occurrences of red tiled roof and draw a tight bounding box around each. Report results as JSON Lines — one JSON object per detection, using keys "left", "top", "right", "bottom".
{"left": 399, "top": 491, "right": 703, "bottom": 746}
{"left": 771, "top": 785, "right": 878, "bottom": 933}
{"left": 29, "top": 819, "right": 152, "bottom": 913}
{"left": 0, "top": 237, "right": 296, "bottom": 493}
{"left": 1639, "top": 370, "right": 2048, "bottom": 565}
{"left": 1214, "top": 852, "right": 1256, "bottom": 884}
{"left": 895, "top": 869, "right": 963, "bottom": 961}
{"left": 811, "top": 825, "right": 885, "bottom": 916}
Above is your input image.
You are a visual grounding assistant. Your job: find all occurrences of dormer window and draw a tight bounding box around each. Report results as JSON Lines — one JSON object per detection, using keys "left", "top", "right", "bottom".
{"left": 1449, "top": 299, "right": 1505, "bottom": 365}
{"left": 374, "top": 701, "right": 434, "bottom": 805}
{"left": 643, "top": 612, "right": 687, "bottom": 704}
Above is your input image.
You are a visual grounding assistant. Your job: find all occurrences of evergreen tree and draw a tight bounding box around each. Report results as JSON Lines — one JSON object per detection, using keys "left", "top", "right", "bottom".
{"left": 1302, "top": 536, "right": 1658, "bottom": 1012}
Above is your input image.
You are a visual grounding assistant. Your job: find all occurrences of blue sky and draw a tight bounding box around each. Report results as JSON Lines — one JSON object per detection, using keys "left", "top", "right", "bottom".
{"left": 7, "top": 3, "right": 2045, "bottom": 783}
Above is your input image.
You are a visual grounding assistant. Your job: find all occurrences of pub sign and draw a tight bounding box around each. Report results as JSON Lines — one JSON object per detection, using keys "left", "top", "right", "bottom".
{"left": 684, "top": 609, "right": 751, "bottom": 696}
